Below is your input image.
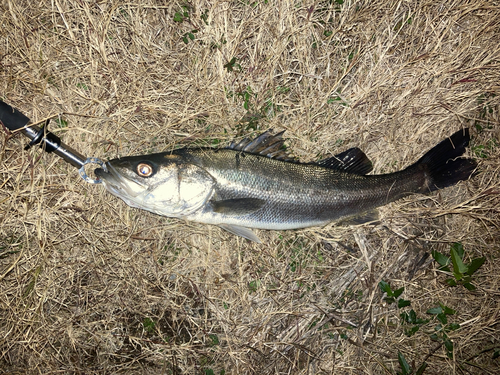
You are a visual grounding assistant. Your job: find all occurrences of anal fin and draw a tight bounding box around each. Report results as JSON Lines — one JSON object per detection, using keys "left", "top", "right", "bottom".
{"left": 338, "top": 210, "right": 380, "bottom": 226}
{"left": 219, "top": 224, "right": 262, "bottom": 243}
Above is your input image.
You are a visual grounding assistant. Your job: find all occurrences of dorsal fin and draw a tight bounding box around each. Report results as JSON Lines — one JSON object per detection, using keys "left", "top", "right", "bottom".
{"left": 317, "top": 147, "right": 373, "bottom": 175}
{"left": 227, "top": 130, "right": 296, "bottom": 161}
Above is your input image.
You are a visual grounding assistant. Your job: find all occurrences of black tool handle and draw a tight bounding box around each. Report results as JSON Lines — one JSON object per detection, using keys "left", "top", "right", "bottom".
{"left": 0, "top": 100, "right": 31, "bottom": 131}
{"left": 0, "top": 100, "right": 87, "bottom": 168}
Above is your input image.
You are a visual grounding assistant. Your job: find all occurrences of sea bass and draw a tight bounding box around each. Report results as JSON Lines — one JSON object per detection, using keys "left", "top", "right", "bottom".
{"left": 95, "top": 129, "right": 476, "bottom": 242}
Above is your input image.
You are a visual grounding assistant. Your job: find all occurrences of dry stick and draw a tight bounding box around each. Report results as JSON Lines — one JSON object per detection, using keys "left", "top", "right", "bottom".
{"left": 417, "top": 342, "right": 443, "bottom": 368}
{"left": 464, "top": 345, "right": 498, "bottom": 362}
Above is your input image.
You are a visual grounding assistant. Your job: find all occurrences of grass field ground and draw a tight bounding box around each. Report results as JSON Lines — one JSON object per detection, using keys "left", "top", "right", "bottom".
{"left": 1, "top": 1, "right": 499, "bottom": 374}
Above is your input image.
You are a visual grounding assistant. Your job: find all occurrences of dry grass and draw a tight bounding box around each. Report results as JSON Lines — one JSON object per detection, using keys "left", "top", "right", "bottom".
{"left": 1, "top": 0, "right": 500, "bottom": 374}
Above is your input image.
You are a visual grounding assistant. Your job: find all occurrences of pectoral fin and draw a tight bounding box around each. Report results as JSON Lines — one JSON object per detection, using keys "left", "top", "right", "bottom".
{"left": 211, "top": 198, "right": 265, "bottom": 216}
{"left": 219, "top": 224, "right": 262, "bottom": 243}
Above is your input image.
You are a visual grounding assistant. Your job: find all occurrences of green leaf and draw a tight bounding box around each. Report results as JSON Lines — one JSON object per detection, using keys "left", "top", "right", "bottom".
{"left": 445, "top": 278, "right": 457, "bottom": 287}
{"left": 393, "top": 287, "right": 404, "bottom": 299}
{"left": 427, "top": 306, "right": 443, "bottom": 315}
{"left": 174, "top": 12, "right": 184, "bottom": 22}
{"left": 447, "top": 323, "right": 460, "bottom": 331}
{"left": 444, "top": 339, "right": 454, "bottom": 352}
{"left": 451, "top": 242, "right": 465, "bottom": 259}
{"left": 431, "top": 250, "right": 450, "bottom": 267}
{"left": 398, "top": 352, "right": 412, "bottom": 375}
{"left": 415, "top": 362, "right": 428, "bottom": 375}
{"left": 143, "top": 317, "right": 155, "bottom": 334}
{"left": 401, "top": 309, "right": 428, "bottom": 326}
{"left": 398, "top": 299, "right": 411, "bottom": 308}
{"left": 224, "top": 57, "right": 237, "bottom": 72}
{"left": 463, "top": 282, "right": 476, "bottom": 291}
{"left": 54, "top": 118, "right": 68, "bottom": 128}
{"left": 409, "top": 309, "right": 417, "bottom": 323}
{"left": 462, "top": 275, "right": 472, "bottom": 284}
{"left": 201, "top": 9, "right": 209, "bottom": 25}
{"left": 493, "top": 348, "right": 499, "bottom": 359}
{"left": 405, "top": 325, "right": 420, "bottom": 337}
{"left": 450, "top": 246, "right": 468, "bottom": 275}
{"left": 437, "top": 313, "right": 448, "bottom": 325}
{"left": 208, "top": 334, "right": 219, "bottom": 346}
{"left": 248, "top": 280, "right": 260, "bottom": 293}
{"left": 467, "top": 257, "right": 485, "bottom": 276}
{"left": 379, "top": 280, "right": 392, "bottom": 295}
{"left": 441, "top": 304, "right": 456, "bottom": 315}
{"left": 400, "top": 311, "right": 410, "bottom": 323}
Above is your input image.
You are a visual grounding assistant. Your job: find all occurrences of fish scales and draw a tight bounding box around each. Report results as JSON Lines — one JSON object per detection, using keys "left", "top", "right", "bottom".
{"left": 184, "top": 148, "right": 425, "bottom": 229}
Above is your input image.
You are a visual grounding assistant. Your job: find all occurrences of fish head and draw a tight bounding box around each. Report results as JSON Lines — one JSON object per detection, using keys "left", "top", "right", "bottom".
{"left": 95, "top": 153, "right": 215, "bottom": 217}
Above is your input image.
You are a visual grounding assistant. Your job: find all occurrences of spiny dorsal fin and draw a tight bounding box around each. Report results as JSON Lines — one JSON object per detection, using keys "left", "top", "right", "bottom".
{"left": 227, "top": 130, "right": 296, "bottom": 161}
{"left": 317, "top": 147, "right": 373, "bottom": 175}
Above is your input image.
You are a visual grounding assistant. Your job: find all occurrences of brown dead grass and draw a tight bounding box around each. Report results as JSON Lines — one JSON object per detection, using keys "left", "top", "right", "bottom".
{"left": 1, "top": 0, "right": 499, "bottom": 374}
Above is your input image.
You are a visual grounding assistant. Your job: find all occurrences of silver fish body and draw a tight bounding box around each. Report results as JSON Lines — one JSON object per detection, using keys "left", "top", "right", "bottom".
{"left": 95, "top": 129, "right": 476, "bottom": 242}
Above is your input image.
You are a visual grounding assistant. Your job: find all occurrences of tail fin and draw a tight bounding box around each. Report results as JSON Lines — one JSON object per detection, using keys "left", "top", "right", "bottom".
{"left": 417, "top": 128, "right": 477, "bottom": 192}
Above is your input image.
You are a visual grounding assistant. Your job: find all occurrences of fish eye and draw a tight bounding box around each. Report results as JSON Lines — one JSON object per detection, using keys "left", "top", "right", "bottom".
{"left": 136, "top": 162, "right": 154, "bottom": 177}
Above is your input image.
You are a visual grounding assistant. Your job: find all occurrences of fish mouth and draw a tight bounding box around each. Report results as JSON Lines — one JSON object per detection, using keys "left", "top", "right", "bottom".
{"left": 95, "top": 163, "right": 147, "bottom": 198}
{"left": 95, "top": 162, "right": 116, "bottom": 182}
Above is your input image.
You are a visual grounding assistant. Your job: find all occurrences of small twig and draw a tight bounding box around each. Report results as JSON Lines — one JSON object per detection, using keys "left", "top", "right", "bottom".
{"left": 420, "top": 342, "right": 444, "bottom": 365}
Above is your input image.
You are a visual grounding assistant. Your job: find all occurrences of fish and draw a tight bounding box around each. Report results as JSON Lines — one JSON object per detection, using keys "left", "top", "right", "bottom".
{"left": 94, "top": 129, "right": 477, "bottom": 242}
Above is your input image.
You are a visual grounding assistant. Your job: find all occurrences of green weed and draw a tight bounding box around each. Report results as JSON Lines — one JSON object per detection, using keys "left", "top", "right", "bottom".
{"left": 471, "top": 138, "right": 498, "bottom": 159}
{"left": 327, "top": 92, "right": 349, "bottom": 107}
{"left": 223, "top": 57, "right": 241, "bottom": 73}
{"left": 397, "top": 351, "right": 427, "bottom": 375}
{"left": 379, "top": 280, "right": 410, "bottom": 308}
{"left": 54, "top": 117, "right": 68, "bottom": 128}
{"left": 427, "top": 303, "right": 461, "bottom": 359}
{"left": 143, "top": 317, "right": 156, "bottom": 334}
{"left": 379, "top": 279, "right": 464, "bottom": 372}
{"left": 23, "top": 265, "right": 42, "bottom": 298}
{"left": 431, "top": 242, "right": 485, "bottom": 290}
{"left": 173, "top": 5, "right": 199, "bottom": 44}
{"left": 76, "top": 82, "right": 88, "bottom": 90}
{"left": 208, "top": 334, "right": 220, "bottom": 347}
{"left": 475, "top": 93, "right": 495, "bottom": 132}
{"left": 394, "top": 16, "right": 413, "bottom": 32}
{"left": 173, "top": 6, "right": 190, "bottom": 22}
{"left": 248, "top": 279, "right": 261, "bottom": 293}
